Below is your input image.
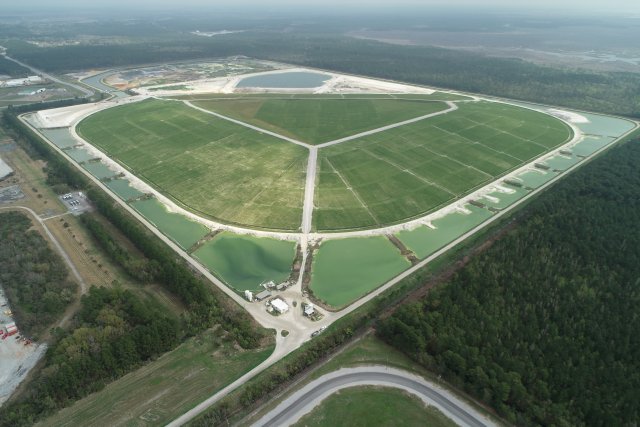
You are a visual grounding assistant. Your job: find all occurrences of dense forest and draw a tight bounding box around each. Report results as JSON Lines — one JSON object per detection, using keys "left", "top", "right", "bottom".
{"left": 0, "top": 286, "right": 181, "bottom": 426}
{"left": 0, "top": 211, "right": 76, "bottom": 338}
{"left": 0, "top": 55, "right": 29, "bottom": 77}
{"left": 4, "top": 33, "right": 640, "bottom": 117}
{"left": 378, "top": 138, "right": 640, "bottom": 426}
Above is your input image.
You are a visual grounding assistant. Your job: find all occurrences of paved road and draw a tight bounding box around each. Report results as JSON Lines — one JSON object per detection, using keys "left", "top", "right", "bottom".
{"left": 254, "top": 366, "right": 497, "bottom": 427}
{"left": 0, "top": 206, "right": 87, "bottom": 293}
{"left": 3, "top": 54, "right": 94, "bottom": 98}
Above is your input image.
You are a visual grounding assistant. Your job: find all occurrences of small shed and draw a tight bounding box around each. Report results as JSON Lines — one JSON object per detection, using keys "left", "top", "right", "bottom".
{"left": 255, "top": 290, "right": 272, "bottom": 301}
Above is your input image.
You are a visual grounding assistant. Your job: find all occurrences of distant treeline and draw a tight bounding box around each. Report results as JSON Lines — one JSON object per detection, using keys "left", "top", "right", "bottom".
{"left": 378, "top": 136, "right": 640, "bottom": 425}
{"left": 0, "top": 211, "right": 76, "bottom": 339}
{"left": 5, "top": 33, "right": 640, "bottom": 117}
{"left": 0, "top": 55, "right": 30, "bottom": 78}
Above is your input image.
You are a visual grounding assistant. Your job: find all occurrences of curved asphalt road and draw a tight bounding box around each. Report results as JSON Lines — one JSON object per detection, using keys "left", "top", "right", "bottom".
{"left": 254, "top": 366, "right": 498, "bottom": 427}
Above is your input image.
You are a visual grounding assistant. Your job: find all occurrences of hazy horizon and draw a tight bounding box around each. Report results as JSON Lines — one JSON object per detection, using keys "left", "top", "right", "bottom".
{"left": 4, "top": 0, "right": 640, "bottom": 15}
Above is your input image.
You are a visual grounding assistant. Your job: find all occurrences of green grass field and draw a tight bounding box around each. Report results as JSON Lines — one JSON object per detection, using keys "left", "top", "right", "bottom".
{"left": 314, "top": 101, "right": 572, "bottom": 230}
{"left": 78, "top": 96, "right": 571, "bottom": 232}
{"left": 38, "top": 329, "right": 274, "bottom": 427}
{"left": 77, "top": 99, "right": 307, "bottom": 230}
{"left": 309, "top": 237, "right": 410, "bottom": 307}
{"left": 292, "top": 386, "right": 456, "bottom": 427}
{"left": 193, "top": 232, "right": 297, "bottom": 292}
{"left": 192, "top": 97, "right": 448, "bottom": 144}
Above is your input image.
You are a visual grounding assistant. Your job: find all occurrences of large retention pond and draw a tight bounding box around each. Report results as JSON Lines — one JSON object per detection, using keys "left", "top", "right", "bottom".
{"left": 236, "top": 71, "right": 332, "bottom": 89}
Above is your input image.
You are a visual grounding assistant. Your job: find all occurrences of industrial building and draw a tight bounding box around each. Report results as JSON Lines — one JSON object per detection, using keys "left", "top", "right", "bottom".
{"left": 270, "top": 298, "right": 289, "bottom": 314}
{"left": 0, "top": 75, "right": 44, "bottom": 87}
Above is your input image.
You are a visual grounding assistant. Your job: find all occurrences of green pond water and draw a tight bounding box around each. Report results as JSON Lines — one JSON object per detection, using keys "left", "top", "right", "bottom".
{"left": 237, "top": 72, "right": 331, "bottom": 89}
{"left": 39, "top": 128, "right": 78, "bottom": 149}
{"left": 65, "top": 147, "right": 95, "bottom": 163}
{"left": 193, "top": 233, "right": 296, "bottom": 293}
{"left": 310, "top": 236, "right": 410, "bottom": 307}
{"left": 543, "top": 155, "right": 581, "bottom": 171}
{"left": 130, "top": 199, "right": 209, "bottom": 250}
{"left": 575, "top": 113, "right": 636, "bottom": 138}
{"left": 570, "top": 136, "right": 616, "bottom": 157}
{"left": 396, "top": 205, "right": 493, "bottom": 259}
{"left": 518, "top": 170, "right": 556, "bottom": 189}
{"left": 106, "top": 179, "right": 145, "bottom": 200}
{"left": 483, "top": 187, "right": 529, "bottom": 209}
{"left": 82, "top": 162, "right": 118, "bottom": 180}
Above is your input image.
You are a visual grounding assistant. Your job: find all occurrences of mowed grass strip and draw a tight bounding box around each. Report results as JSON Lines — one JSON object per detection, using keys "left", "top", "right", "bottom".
{"left": 77, "top": 99, "right": 307, "bottom": 231}
{"left": 194, "top": 232, "right": 296, "bottom": 292}
{"left": 314, "top": 101, "right": 572, "bottom": 230}
{"left": 309, "top": 237, "right": 410, "bottom": 307}
{"left": 193, "top": 97, "right": 448, "bottom": 144}
{"left": 292, "top": 386, "right": 456, "bottom": 427}
{"left": 38, "top": 329, "right": 273, "bottom": 427}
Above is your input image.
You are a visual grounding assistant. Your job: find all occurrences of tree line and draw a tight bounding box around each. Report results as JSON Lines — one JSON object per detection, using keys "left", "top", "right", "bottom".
{"left": 378, "top": 137, "right": 640, "bottom": 426}
{"left": 0, "top": 211, "right": 77, "bottom": 339}
{"left": 5, "top": 32, "right": 640, "bottom": 117}
{"left": 0, "top": 286, "right": 181, "bottom": 426}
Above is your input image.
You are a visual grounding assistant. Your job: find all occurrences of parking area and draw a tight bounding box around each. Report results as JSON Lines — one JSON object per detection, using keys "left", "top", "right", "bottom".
{"left": 59, "top": 191, "right": 91, "bottom": 215}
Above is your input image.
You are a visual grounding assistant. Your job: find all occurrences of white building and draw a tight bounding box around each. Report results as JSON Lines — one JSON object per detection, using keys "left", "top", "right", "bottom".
{"left": 304, "top": 303, "right": 315, "bottom": 317}
{"left": 1, "top": 75, "right": 44, "bottom": 88}
{"left": 271, "top": 298, "right": 289, "bottom": 314}
{"left": 244, "top": 290, "right": 253, "bottom": 302}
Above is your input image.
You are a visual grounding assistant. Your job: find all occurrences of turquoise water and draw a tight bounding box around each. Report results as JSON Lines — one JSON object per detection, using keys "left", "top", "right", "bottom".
{"left": 237, "top": 72, "right": 331, "bottom": 89}
{"left": 544, "top": 155, "right": 581, "bottom": 171}
{"left": 518, "top": 170, "right": 556, "bottom": 189}
{"left": 82, "top": 162, "right": 118, "bottom": 179}
{"left": 106, "top": 179, "right": 145, "bottom": 200}
{"left": 575, "top": 113, "right": 636, "bottom": 138}
{"left": 482, "top": 187, "right": 529, "bottom": 209}
{"left": 82, "top": 71, "right": 129, "bottom": 99}
{"left": 65, "top": 147, "right": 95, "bottom": 163}
{"left": 130, "top": 199, "right": 209, "bottom": 250}
{"left": 571, "top": 136, "right": 615, "bottom": 157}
{"left": 397, "top": 205, "right": 493, "bottom": 259}
{"left": 39, "top": 128, "right": 78, "bottom": 149}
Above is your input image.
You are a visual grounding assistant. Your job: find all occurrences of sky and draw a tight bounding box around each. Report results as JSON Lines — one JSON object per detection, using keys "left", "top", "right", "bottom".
{"left": 7, "top": 0, "right": 640, "bottom": 12}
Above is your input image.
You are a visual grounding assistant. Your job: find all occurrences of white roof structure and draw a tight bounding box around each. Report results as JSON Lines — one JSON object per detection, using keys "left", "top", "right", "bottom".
{"left": 0, "top": 157, "right": 13, "bottom": 180}
{"left": 271, "top": 298, "right": 289, "bottom": 314}
{"left": 304, "top": 304, "right": 315, "bottom": 315}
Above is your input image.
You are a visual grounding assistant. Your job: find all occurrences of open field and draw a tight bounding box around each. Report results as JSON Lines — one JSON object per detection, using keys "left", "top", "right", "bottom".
{"left": 77, "top": 99, "right": 307, "bottom": 231}
{"left": 193, "top": 232, "right": 297, "bottom": 292}
{"left": 292, "top": 386, "right": 456, "bottom": 427}
{"left": 38, "top": 329, "right": 274, "bottom": 427}
{"left": 309, "top": 237, "right": 410, "bottom": 307}
{"left": 314, "top": 101, "right": 572, "bottom": 230}
{"left": 193, "top": 97, "right": 448, "bottom": 144}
